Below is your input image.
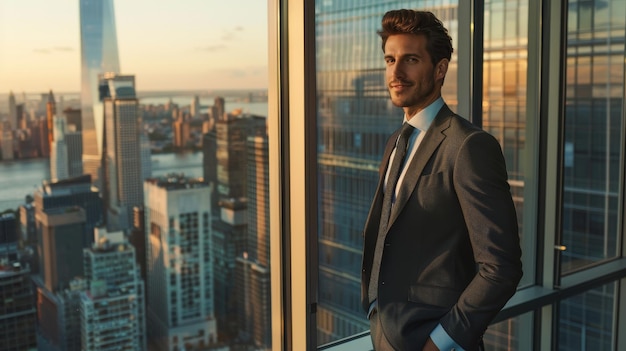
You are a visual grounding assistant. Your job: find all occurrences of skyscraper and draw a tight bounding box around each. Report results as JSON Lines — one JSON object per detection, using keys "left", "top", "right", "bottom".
{"left": 2, "top": 213, "right": 36, "bottom": 351}
{"left": 212, "top": 198, "right": 247, "bottom": 339}
{"left": 34, "top": 175, "right": 103, "bottom": 248}
{"left": 144, "top": 175, "right": 217, "bottom": 351}
{"left": 36, "top": 206, "right": 86, "bottom": 293}
{"left": 140, "top": 132, "right": 152, "bottom": 181}
{"left": 215, "top": 112, "right": 266, "bottom": 202}
{"left": 65, "top": 128, "right": 84, "bottom": 178}
{"left": 234, "top": 134, "right": 271, "bottom": 349}
{"left": 101, "top": 74, "right": 143, "bottom": 231}
{"left": 47, "top": 90, "right": 56, "bottom": 147}
{"left": 80, "top": 229, "right": 146, "bottom": 351}
{"left": 79, "top": 0, "right": 121, "bottom": 187}
{"left": 191, "top": 95, "right": 200, "bottom": 118}
{"left": 202, "top": 130, "right": 219, "bottom": 213}
{"left": 35, "top": 279, "right": 86, "bottom": 351}
{"left": 0, "top": 122, "right": 14, "bottom": 161}
{"left": 51, "top": 115, "right": 70, "bottom": 182}
{"left": 8, "top": 91, "right": 17, "bottom": 129}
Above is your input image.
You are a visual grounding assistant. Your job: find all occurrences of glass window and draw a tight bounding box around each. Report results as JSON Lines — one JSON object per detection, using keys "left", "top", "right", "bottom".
{"left": 0, "top": 1, "right": 270, "bottom": 350}
{"left": 560, "top": 0, "right": 626, "bottom": 274}
{"left": 314, "top": 0, "right": 459, "bottom": 345}
{"left": 484, "top": 312, "right": 533, "bottom": 351}
{"left": 558, "top": 283, "right": 617, "bottom": 351}
{"left": 483, "top": 0, "right": 532, "bottom": 287}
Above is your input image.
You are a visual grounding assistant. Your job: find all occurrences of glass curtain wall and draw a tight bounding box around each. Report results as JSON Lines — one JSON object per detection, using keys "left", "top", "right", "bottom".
{"left": 559, "top": 283, "right": 617, "bottom": 351}
{"left": 557, "top": 1, "right": 626, "bottom": 350}
{"left": 481, "top": 0, "right": 531, "bottom": 348}
{"left": 560, "top": 0, "right": 626, "bottom": 274}
{"left": 300, "top": 0, "right": 626, "bottom": 349}
{"left": 314, "top": 0, "right": 459, "bottom": 345}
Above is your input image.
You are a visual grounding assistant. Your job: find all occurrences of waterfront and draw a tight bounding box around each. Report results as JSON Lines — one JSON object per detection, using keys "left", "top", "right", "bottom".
{"left": 0, "top": 152, "right": 204, "bottom": 212}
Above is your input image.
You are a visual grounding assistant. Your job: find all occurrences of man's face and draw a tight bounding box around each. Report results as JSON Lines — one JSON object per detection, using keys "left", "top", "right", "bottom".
{"left": 384, "top": 34, "right": 448, "bottom": 118}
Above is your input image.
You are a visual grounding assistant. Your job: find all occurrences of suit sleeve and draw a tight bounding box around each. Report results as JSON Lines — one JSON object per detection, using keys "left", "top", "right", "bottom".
{"left": 440, "top": 131, "right": 523, "bottom": 349}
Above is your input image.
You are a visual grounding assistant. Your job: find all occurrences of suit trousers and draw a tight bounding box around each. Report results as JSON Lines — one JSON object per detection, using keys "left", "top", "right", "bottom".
{"left": 369, "top": 307, "right": 487, "bottom": 351}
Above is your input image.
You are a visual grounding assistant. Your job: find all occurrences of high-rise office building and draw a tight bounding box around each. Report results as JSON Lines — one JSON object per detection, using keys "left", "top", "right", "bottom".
{"left": 47, "top": 90, "right": 56, "bottom": 147}
{"left": 0, "top": 213, "right": 18, "bottom": 256}
{"left": 79, "top": 0, "right": 121, "bottom": 186}
{"left": 36, "top": 206, "right": 86, "bottom": 293}
{"left": 33, "top": 206, "right": 87, "bottom": 349}
{"left": 212, "top": 198, "right": 247, "bottom": 339}
{"left": 145, "top": 175, "right": 217, "bottom": 351}
{"left": 63, "top": 107, "right": 82, "bottom": 131}
{"left": 0, "top": 127, "right": 14, "bottom": 161}
{"left": 234, "top": 134, "right": 271, "bottom": 349}
{"left": 8, "top": 91, "right": 17, "bottom": 129}
{"left": 65, "top": 128, "right": 84, "bottom": 178}
{"left": 215, "top": 112, "right": 266, "bottom": 202}
{"left": 37, "top": 116, "right": 51, "bottom": 157}
{"left": 211, "top": 97, "right": 225, "bottom": 121}
{"left": 129, "top": 206, "right": 146, "bottom": 279}
{"left": 100, "top": 74, "right": 143, "bottom": 231}
{"left": 140, "top": 132, "right": 152, "bottom": 181}
{"left": 35, "top": 278, "right": 86, "bottom": 351}
{"left": 51, "top": 116, "right": 70, "bottom": 182}
{"left": 0, "top": 238, "right": 37, "bottom": 351}
{"left": 19, "top": 203, "right": 37, "bottom": 246}
{"left": 80, "top": 229, "right": 146, "bottom": 351}
{"left": 244, "top": 135, "right": 269, "bottom": 267}
{"left": 173, "top": 116, "right": 191, "bottom": 148}
{"left": 34, "top": 175, "right": 103, "bottom": 248}
{"left": 191, "top": 95, "right": 200, "bottom": 118}
{"left": 16, "top": 103, "right": 25, "bottom": 129}
{"left": 202, "top": 130, "right": 219, "bottom": 212}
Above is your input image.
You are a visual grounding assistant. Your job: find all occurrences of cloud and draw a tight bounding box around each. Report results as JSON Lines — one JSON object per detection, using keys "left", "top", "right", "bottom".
{"left": 32, "top": 46, "right": 74, "bottom": 54}
{"left": 196, "top": 44, "right": 228, "bottom": 52}
{"left": 194, "top": 26, "right": 245, "bottom": 53}
{"left": 53, "top": 46, "right": 74, "bottom": 52}
{"left": 221, "top": 26, "right": 244, "bottom": 41}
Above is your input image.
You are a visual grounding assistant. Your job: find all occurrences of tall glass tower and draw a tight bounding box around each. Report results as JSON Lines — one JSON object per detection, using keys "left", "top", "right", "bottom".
{"left": 79, "top": 0, "right": 121, "bottom": 187}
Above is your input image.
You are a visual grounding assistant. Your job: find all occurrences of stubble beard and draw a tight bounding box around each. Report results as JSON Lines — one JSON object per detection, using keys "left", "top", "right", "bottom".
{"left": 388, "top": 78, "right": 437, "bottom": 111}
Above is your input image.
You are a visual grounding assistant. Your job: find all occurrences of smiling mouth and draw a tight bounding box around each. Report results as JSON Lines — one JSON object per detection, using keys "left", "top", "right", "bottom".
{"left": 389, "top": 81, "right": 412, "bottom": 90}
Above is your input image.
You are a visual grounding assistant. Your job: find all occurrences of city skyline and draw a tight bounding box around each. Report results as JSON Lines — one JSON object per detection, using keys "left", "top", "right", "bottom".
{"left": 0, "top": 0, "right": 269, "bottom": 93}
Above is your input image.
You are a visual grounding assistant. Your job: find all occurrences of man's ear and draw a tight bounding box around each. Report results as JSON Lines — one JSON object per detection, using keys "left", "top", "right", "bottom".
{"left": 435, "top": 59, "right": 449, "bottom": 81}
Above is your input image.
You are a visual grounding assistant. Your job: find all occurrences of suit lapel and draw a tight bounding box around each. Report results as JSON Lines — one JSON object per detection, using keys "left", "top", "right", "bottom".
{"left": 363, "top": 129, "right": 399, "bottom": 240}
{"left": 389, "top": 105, "right": 453, "bottom": 226}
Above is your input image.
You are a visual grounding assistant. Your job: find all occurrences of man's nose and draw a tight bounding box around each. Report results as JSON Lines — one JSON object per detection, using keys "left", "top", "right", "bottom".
{"left": 389, "top": 62, "right": 405, "bottom": 79}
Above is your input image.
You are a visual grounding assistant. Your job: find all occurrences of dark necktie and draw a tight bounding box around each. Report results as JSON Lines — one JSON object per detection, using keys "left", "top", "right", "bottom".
{"left": 368, "top": 122, "right": 415, "bottom": 302}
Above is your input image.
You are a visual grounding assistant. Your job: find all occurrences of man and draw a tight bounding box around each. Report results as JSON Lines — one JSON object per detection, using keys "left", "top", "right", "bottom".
{"left": 361, "top": 10, "right": 523, "bottom": 351}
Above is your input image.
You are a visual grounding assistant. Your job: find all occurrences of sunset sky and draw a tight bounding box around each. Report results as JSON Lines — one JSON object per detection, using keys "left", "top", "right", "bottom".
{"left": 0, "top": 0, "right": 269, "bottom": 93}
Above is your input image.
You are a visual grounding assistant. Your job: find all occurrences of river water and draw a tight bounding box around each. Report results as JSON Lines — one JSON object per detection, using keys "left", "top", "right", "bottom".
{"left": 0, "top": 152, "right": 204, "bottom": 212}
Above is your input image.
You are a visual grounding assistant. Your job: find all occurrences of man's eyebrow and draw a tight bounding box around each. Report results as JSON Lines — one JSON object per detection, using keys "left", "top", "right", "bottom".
{"left": 384, "top": 53, "right": 422, "bottom": 59}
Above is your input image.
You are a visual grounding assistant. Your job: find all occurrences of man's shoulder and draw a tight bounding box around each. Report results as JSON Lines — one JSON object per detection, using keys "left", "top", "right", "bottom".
{"left": 437, "top": 110, "right": 483, "bottom": 136}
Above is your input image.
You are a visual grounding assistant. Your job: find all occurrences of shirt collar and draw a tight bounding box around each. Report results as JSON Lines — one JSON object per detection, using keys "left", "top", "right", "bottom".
{"left": 403, "top": 97, "right": 444, "bottom": 132}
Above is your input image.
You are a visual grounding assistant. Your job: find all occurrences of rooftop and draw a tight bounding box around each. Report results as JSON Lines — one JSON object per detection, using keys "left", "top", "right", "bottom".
{"left": 145, "top": 173, "right": 208, "bottom": 190}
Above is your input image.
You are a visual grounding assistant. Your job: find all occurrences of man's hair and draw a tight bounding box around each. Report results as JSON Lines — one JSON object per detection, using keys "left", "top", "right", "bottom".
{"left": 378, "top": 9, "right": 453, "bottom": 66}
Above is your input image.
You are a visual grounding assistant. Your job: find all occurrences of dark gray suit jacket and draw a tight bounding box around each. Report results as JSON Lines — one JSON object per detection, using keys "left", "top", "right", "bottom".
{"left": 361, "top": 104, "right": 523, "bottom": 350}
